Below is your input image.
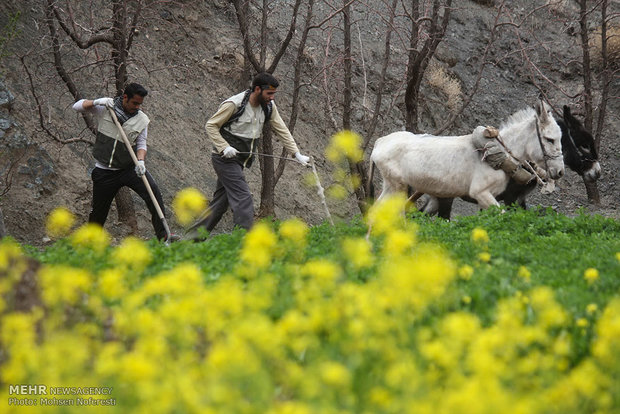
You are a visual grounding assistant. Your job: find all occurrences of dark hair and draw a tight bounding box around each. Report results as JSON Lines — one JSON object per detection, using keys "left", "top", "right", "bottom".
{"left": 251, "top": 72, "right": 279, "bottom": 91}
{"left": 124, "top": 83, "right": 148, "bottom": 99}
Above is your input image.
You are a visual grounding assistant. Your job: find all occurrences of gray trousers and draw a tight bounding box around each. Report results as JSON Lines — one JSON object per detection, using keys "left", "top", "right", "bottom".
{"left": 186, "top": 153, "right": 254, "bottom": 239}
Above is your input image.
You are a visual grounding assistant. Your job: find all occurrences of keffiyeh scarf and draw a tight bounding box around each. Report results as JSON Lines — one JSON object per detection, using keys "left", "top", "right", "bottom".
{"left": 113, "top": 96, "right": 136, "bottom": 125}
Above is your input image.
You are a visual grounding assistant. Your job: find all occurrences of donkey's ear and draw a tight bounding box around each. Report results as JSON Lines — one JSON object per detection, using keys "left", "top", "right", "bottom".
{"left": 563, "top": 105, "right": 571, "bottom": 118}
{"left": 536, "top": 99, "right": 550, "bottom": 123}
{"left": 563, "top": 105, "right": 577, "bottom": 124}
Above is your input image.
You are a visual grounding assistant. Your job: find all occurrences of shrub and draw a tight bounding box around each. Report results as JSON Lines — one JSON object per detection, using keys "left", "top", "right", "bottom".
{"left": 427, "top": 62, "right": 463, "bottom": 112}
{"left": 590, "top": 25, "right": 620, "bottom": 69}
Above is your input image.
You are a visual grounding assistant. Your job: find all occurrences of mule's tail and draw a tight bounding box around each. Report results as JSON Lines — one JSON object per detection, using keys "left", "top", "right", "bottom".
{"left": 366, "top": 161, "right": 376, "bottom": 200}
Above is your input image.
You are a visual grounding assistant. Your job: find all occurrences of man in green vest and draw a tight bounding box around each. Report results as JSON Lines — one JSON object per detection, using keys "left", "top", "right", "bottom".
{"left": 185, "top": 72, "right": 310, "bottom": 240}
{"left": 73, "top": 82, "right": 176, "bottom": 241}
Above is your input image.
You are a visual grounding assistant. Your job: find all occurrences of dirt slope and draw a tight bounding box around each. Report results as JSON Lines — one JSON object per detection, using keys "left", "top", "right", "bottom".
{"left": 0, "top": 0, "right": 617, "bottom": 246}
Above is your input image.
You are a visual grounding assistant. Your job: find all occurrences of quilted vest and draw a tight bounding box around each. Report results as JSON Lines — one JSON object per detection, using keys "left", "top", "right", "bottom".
{"left": 92, "top": 110, "right": 149, "bottom": 168}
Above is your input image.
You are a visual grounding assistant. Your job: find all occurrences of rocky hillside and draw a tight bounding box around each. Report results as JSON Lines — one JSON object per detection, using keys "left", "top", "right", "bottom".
{"left": 0, "top": 0, "right": 618, "bottom": 246}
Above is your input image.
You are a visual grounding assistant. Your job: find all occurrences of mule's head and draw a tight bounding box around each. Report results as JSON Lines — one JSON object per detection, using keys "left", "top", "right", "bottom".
{"left": 533, "top": 100, "right": 565, "bottom": 180}
{"left": 560, "top": 105, "right": 601, "bottom": 182}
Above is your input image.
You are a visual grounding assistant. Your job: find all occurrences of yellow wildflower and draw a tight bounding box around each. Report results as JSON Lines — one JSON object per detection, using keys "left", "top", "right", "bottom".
{"left": 369, "top": 387, "right": 392, "bottom": 408}
{"left": 462, "top": 295, "right": 472, "bottom": 304}
{"left": 342, "top": 237, "right": 373, "bottom": 269}
{"left": 70, "top": 223, "right": 110, "bottom": 253}
{"left": 350, "top": 174, "right": 361, "bottom": 190}
{"left": 576, "top": 317, "right": 589, "bottom": 328}
{"left": 320, "top": 361, "right": 351, "bottom": 388}
{"left": 383, "top": 229, "right": 415, "bottom": 256}
{"left": 112, "top": 236, "right": 152, "bottom": 270}
{"left": 302, "top": 259, "right": 341, "bottom": 286}
{"left": 46, "top": 206, "right": 75, "bottom": 238}
{"left": 458, "top": 264, "right": 474, "bottom": 280}
{"left": 268, "top": 401, "right": 312, "bottom": 414}
{"left": 120, "top": 352, "right": 157, "bottom": 382}
{"left": 98, "top": 268, "right": 127, "bottom": 299}
{"left": 39, "top": 265, "right": 92, "bottom": 306}
{"left": 478, "top": 251, "right": 491, "bottom": 263}
{"left": 366, "top": 193, "right": 408, "bottom": 236}
{"left": 325, "top": 130, "right": 363, "bottom": 163}
{"left": 241, "top": 222, "right": 277, "bottom": 269}
{"left": 584, "top": 267, "right": 599, "bottom": 285}
{"left": 327, "top": 183, "right": 348, "bottom": 200}
{"left": 592, "top": 298, "right": 620, "bottom": 364}
{"left": 518, "top": 265, "right": 531, "bottom": 282}
{"left": 616, "top": 252, "right": 620, "bottom": 262}
{"left": 303, "top": 172, "right": 318, "bottom": 187}
{"left": 172, "top": 187, "right": 207, "bottom": 226}
{"left": 530, "top": 287, "right": 568, "bottom": 328}
{"left": 471, "top": 227, "right": 489, "bottom": 244}
{"left": 279, "top": 218, "right": 309, "bottom": 245}
{"left": 586, "top": 303, "right": 598, "bottom": 315}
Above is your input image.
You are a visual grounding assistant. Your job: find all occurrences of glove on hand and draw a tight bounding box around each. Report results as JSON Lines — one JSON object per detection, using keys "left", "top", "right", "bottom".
{"left": 135, "top": 160, "right": 146, "bottom": 177}
{"left": 294, "top": 152, "right": 310, "bottom": 166}
{"left": 93, "top": 97, "right": 114, "bottom": 108}
{"left": 222, "top": 146, "right": 238, "bottom": 159}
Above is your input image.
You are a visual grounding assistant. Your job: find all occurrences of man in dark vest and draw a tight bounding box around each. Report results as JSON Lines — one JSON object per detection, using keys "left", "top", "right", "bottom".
{"left": 73, "top": 82, "right": 176, "bottom": 241}
{"left": 186, "top": 72, "right": 310, "bottom": 240}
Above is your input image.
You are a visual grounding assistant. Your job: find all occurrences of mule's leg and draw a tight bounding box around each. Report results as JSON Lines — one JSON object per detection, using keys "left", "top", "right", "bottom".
{"left": 376, "top": 179, "right": 406, "bottom": 202}
{"left": 500, "top": 179, "right": 536, "bottom": 209}
{"left": 473, "top": 191, "right": 501, "bottom": 209}
{"left": 437, "top": 198, "right": 455, "bottom": 220}
{"left": 418, "top": 194, "right": 438, "bottom": 216}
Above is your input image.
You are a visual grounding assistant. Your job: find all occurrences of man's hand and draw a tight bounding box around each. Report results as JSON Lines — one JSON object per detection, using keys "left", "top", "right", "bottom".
{"left": 93, "top": 97, "right": 114, "bottom": 108}
{"left": 135, "top": 160, "right": 146, "bottom": 177}
{"left": 222, "top": 146, "right": 238, "bottom": 159}
{"left": 295, "top": 152, "right": 310, "bottom": 166}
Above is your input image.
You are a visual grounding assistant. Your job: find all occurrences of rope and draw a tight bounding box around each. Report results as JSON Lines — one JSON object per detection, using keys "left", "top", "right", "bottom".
{"left": 237, "top": 151, "right": 301, "bottom": 162}
{"left": 492, "top": 133, "right": 547, "bottom": 186}
{"left": 237, "top": 152, "right": 335, "bottom": 226}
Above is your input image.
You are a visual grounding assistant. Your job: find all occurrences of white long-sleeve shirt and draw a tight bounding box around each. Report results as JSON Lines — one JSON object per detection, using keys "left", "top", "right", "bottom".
{"left": 73, "top": 99, "right": 147, "bottom": 170}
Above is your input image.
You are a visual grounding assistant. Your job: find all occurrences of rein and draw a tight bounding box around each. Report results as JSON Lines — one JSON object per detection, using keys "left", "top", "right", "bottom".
{"left": 534, "top": 118, "right": 558, "bottom": 176}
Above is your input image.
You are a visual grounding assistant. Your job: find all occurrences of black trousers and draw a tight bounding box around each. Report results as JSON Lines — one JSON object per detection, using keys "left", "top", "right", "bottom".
{"left": 89, "top": 166, "right": 167, "bottom": 239}
{"left": 186, "top": 153, "right": 253, "bottom": 239}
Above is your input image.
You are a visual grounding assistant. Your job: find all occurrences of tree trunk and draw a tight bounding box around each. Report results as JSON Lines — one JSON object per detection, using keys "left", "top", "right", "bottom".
{"left": 0, "top": 206, "right": 6, "bottom": 238}
{"left": 342, "top": 2, "right": 352, "bottom": 131}
{"left": 341, "top": 2, "right": 367, "bottom": 212}
{"left": 115, "top": 186, "right": 138, "bottom": 234}
{"left": 112, "top": 0, "right": 129, "bottom": 94}
{"left": 584, "top": 179, "right": 601, "bottom": 205}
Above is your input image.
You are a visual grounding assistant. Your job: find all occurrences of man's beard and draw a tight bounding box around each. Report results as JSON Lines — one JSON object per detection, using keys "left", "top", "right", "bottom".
{"left": 257, "top": 93, "right": 270, "bottom": 106}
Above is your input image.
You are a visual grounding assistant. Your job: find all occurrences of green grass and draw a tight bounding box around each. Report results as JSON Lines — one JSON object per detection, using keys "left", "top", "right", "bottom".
{"left": 28, "top": 208, "right": 620, "bottom": 326}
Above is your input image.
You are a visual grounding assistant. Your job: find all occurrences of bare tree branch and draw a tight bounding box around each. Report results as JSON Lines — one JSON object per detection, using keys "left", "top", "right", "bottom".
{"left": 49, "top": 0, "right": 114, "bottom": 47}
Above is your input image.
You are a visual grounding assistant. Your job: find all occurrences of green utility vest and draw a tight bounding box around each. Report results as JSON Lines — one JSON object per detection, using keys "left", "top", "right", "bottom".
{"left": 93, "top": 110, "right": 149, "bottom": 168}
{"left": 219, "top": 89, "right": 272, "bottom": 168}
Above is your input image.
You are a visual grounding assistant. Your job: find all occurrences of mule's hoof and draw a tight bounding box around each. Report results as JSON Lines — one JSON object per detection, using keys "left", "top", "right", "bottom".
{"left": 483, "top": 126, "right": 499, "bottom": 138}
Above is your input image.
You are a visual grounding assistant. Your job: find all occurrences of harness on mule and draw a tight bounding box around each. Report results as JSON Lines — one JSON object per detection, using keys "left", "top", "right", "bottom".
{"left": 473, "top": 126, "right": 538, "bottom": 186}
{"left": 222, "top": 89, "right": 273, "bottom": 129}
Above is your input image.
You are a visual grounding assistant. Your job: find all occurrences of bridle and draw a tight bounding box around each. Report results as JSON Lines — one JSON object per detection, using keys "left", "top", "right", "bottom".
{"left": 491, "top": 115, "right": 561, "bottom": 185}
{"left": 564, "top": 123, "right": 597, "bottom": 165}
{"left": 534, "top": 115, "right": 563, "bottom": 172}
